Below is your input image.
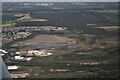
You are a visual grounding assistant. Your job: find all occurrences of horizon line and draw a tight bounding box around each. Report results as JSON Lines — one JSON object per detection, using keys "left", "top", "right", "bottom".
{"left": 1, "top": 1, "right": 119, "bottom": 2}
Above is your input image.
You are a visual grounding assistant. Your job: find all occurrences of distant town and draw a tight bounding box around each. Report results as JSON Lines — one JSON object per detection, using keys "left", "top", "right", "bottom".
{"left": 2, "top": 26, "right": 67, "bottom": 44}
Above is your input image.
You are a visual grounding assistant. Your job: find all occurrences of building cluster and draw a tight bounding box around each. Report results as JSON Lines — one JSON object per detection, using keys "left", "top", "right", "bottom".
{"left": 1, "top": 48, "right": 53, "bottom": 61}
{"left": 0, "top": 49, "right": 8, "bottom": 56}
{"left": 1, "top": 48, "right": 53, "bottom": 78}
{"left": 10, "top": 73, "right": 30, "bottom": 78}
{"left": 6, "top": 49, "right": 53, "bottom": 62}
{"left": 3, "top": 3, "right": 54, "bottom": 11}
{"left": 2, "top": 30, "right": 31, "bottom": 44}
{"left": 2, "top": 26, "right": 67, "bottom": 44}
{"left": 26, "top": 50, "right": 53, "bottom": 57}
{"left": 1, "top": 48, "right": 53, "bottom": 60}
{"left": 6, "top": 26, "right": 67, "bottom": 31}
{"left": 19, "top": 3, "right": 54, "bottom": 6}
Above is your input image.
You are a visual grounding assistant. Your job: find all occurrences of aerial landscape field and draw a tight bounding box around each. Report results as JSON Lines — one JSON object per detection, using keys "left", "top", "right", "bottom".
{"left": 1, "top": 2, "right": 119, "bottom": 79}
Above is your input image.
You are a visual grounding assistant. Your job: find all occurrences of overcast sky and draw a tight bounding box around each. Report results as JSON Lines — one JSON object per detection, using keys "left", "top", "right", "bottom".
{"left": 1, "top": 0, "right": 120, "bottom": 2}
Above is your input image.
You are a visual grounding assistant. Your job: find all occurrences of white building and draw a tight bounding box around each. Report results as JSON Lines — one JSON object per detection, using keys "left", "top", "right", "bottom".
{"left": 7, "top": 66, "right": 18, "bottom": 70}
{"left": 0, "top": 49, "right": 8, "bottom": 54}
{"left": 27, "top": 50, "right": 53, "bottom": 57}
{"left": 15, "top": 56, "right": 24, "bottom": 60}
{"left": 0, "top": 54, "right": 5, "bottom": 56}
{"left": 15, "top": 52, "right": 21, "bottom": 55}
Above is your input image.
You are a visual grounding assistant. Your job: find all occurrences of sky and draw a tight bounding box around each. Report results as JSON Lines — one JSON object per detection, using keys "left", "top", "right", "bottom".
{"left": 1, "top": 0, "right": 120, "bottom": 2}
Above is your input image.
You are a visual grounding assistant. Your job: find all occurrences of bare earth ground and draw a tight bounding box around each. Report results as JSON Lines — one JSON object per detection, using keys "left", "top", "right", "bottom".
{"left": 96, "top": 26, "right": 120, "bottom": 29}
{"left": 12, "top": 34, "right": 76, "bottom": 49}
